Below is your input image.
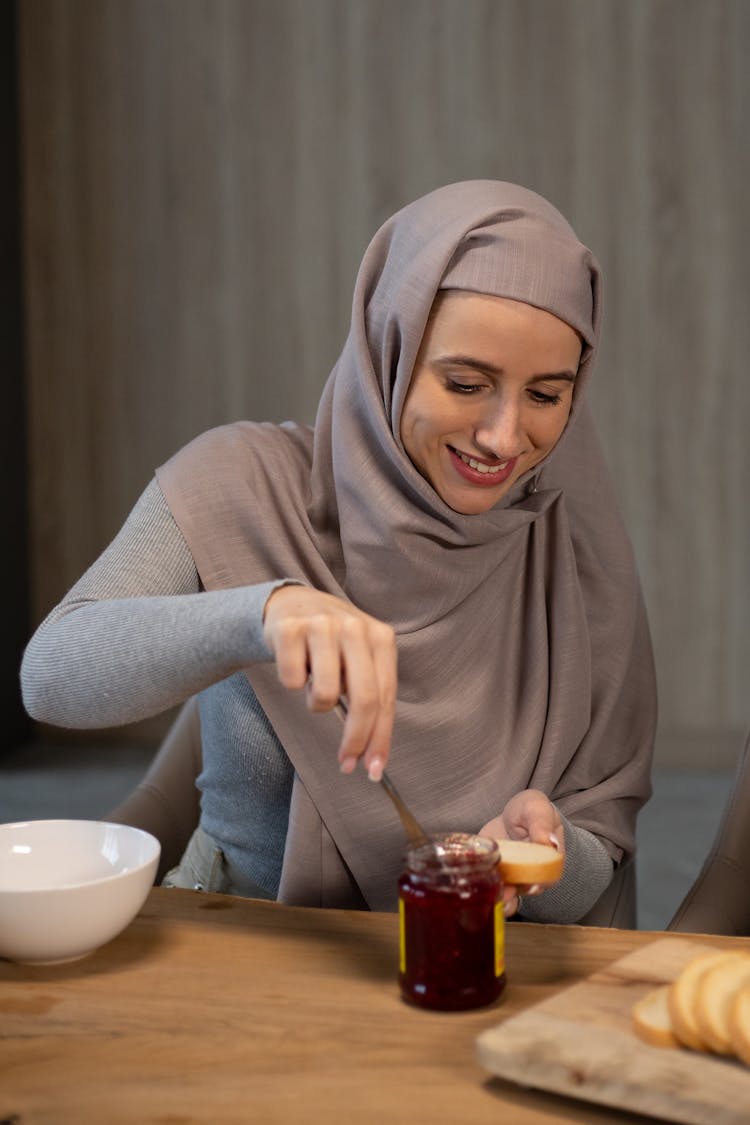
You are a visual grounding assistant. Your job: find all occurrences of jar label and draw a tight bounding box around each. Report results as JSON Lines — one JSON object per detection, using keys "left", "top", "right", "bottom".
{"left": 398, "top": 896, "right": 406, "bottom": 974}
{"left": 494, "top": 901, "right": 505, "bottom": 977}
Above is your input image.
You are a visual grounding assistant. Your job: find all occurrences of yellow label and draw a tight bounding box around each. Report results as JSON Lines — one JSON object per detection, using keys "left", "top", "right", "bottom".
{"left": 398, "top": 897, "right": 406, "bottom": 973}
{"left": 494, "top": 901, "right": 505, "bottom": 977}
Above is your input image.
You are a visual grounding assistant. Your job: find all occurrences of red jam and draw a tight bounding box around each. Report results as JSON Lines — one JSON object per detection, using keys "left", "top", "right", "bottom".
{"left": 398, "top": 832, "right": 505, "bottom": 1011}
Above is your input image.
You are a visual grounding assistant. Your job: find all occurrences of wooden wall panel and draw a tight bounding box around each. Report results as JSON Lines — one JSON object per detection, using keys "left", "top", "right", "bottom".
{"left": 19, "top": 0, "right": 749, "bottom": 756}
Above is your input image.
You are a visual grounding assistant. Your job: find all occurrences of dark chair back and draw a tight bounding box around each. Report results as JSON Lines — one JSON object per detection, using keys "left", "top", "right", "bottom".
{"left": 576, "top": 857, "right": 637, "bottom": 928}
{"left": 667, "top": 727, "right": 750, "bottom": 936}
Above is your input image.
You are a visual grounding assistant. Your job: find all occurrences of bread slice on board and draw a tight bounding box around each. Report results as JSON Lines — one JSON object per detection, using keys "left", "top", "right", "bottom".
{"left": 729, "top": 986, "right": 750, "bottom": 1067}
{"left": 632, "top": 984, "right": 680, "bottom": 1048}
{"left": 668, "top": 951, "right": 741, "bottom": 1051}
{"left": 695, "top": 953, "right": 750, "bottom": 1054}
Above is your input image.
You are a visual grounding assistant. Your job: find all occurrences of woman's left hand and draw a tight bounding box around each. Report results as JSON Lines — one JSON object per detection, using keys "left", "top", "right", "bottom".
{"left": 480, "top": 789, "right": 564, "bottom": 918}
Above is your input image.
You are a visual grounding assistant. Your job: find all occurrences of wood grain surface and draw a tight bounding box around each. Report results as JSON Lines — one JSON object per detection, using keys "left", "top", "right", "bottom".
{"left": 477, "top": 936, "right": 750, "bottom": 1125}
{"left": 2, "top": 888, "right": 749, "bottom": 1124}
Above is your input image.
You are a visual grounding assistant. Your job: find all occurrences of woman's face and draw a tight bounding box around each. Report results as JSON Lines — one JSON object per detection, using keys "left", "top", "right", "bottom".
{"left": 400, "top": 291, "right": 583, "bottom": 514}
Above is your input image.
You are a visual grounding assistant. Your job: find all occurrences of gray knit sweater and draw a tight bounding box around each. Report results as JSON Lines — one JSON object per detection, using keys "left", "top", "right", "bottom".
{"left": 21, "top": 478, "right": 613, "bottom": 918}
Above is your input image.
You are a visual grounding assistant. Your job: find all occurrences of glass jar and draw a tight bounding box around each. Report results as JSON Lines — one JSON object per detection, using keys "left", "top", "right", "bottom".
{"left": 398, "top": 831, "right": 505, "bottom": 1011}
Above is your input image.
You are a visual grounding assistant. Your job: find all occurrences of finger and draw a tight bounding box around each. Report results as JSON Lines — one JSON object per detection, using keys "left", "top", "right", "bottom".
{"left": 479, "top": 815, "right": 509, "bottom": 841}
{"left": 304, "top": 614, "right": 347, "bottom": 713}
{"left": 335, "top": 618, "right": 382, "bottom": 772}
{"left": 529, "top": 816, "right": 564, "bottom": 856}
{"left": 513, "top": 793, "right": 564, "bottom": 852}
{"left": 520, "top": 808, "right": 556, "bottom": 842}
{"left": 528, "top": 816, "right": 562, "bottom": 847}
{"left": 503, "top": 893, "right": 520, "bottom": 918}
{"left": 268, "top": 616, "right": 313, "bottom": 692}
{"left": 360, "top": 622, "right": 397, "bottom": 780}
{"left": 336, "top": 619, "right": 396, "bottom": 778}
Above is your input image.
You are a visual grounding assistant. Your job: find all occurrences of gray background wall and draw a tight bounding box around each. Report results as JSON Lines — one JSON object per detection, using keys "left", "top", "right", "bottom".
{"left": 19, "top": 0, "right": 749, "bottom": 763}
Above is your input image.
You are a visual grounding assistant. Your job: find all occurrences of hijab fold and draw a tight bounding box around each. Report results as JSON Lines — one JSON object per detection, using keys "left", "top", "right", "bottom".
{"left": 157, "top": 181, "right": 655, "bottom": 911}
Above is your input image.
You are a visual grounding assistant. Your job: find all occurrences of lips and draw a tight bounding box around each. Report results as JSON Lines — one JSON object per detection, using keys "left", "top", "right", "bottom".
{"left": 448, "top": 446, "right": 516, "bottom": 487}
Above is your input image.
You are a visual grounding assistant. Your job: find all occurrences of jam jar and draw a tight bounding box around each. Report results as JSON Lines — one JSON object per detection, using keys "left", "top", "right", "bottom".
{"left": 398, "top": 832, "right": 505, "bottom": 1011}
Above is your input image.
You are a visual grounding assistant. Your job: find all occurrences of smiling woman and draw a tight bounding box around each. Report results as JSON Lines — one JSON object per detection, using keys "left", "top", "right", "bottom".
{"left": 401, "top": 292, "right": 581, "bottom": 515}
{"left": 20, "top": 181, "right": 656, "bottom": 927}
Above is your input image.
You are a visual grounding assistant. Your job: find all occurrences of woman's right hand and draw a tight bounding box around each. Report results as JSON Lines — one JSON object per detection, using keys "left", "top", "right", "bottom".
{"left": 262, "top": 585, "right": 397, "bottom": 781}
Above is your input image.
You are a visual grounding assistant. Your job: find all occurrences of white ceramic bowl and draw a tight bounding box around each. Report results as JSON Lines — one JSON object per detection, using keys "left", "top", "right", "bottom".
{"left": 0, "top": 819, "right": 160, "bottom": 964}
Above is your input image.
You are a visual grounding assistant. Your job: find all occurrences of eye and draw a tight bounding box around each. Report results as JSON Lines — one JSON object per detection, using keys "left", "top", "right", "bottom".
{"left": 446, "top": 379, "right": 485, "bottom": 395}
{"left": 527, "top": 388, "right": 563, "bottom": 406}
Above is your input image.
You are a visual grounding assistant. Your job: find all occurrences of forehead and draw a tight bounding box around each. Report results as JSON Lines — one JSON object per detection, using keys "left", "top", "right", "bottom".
{"left": 422, "top": 291, "right": 582, "bottom": 358}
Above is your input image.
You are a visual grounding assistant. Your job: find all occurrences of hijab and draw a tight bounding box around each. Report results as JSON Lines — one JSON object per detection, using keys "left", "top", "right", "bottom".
{"left": 157, "top": 180, "right": 656, "bottom": 910}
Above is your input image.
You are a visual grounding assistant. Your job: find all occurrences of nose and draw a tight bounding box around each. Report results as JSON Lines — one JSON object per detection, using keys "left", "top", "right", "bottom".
{"left": 474, "top": 398, "right": 525, "bottom": 460}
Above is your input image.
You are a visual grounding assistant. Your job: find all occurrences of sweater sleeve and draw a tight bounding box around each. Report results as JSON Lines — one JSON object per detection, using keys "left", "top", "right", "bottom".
{"left": 20, "top": 478, "right": 294, "bottom": 728}
{"left": 514, "top": 814, "right": 614, "bottom": 924}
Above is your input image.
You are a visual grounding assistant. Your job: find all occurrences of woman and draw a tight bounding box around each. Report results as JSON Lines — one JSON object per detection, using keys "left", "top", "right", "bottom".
{"left": 21, "top": 180, "right": 656, "bottom": 921}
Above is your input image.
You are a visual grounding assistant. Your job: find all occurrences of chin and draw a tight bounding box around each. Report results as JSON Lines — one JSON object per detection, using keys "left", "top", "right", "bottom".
{"left": 445, "top": 489, "right": 509, "bottom": 515}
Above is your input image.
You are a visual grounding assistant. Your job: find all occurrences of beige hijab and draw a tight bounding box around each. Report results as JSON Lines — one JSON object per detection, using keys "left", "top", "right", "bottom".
{"left": 157, "top": 181, "right": 656, "bottom": 911}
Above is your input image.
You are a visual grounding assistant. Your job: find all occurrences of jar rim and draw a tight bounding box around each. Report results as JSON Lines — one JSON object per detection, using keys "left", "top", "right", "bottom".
{"left": 405, "top": 831, "right": 499, "bottom": 872}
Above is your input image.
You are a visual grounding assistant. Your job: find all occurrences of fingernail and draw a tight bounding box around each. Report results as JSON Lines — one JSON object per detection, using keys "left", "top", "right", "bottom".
{"left": 527, "top": 884, "right": 541, "bottom": 896}
{"left": 339, "top": 757, "right": 357, "bottom": 775}
{"left": 549, "top": 833, "right": 560, "bottom": 851}
{"left": 367, "top": 757, "right": 384, "bottom": 782}
{"left": 503, "top": 898, "right": 519, "bottom": 918}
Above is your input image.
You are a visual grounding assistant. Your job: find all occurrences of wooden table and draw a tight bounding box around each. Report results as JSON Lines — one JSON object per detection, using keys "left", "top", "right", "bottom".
{"left": 1, "top": 887, "right": 747, "bottom": 1124}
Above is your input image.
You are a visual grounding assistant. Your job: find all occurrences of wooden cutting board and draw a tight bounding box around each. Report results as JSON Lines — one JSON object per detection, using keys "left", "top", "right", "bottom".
{"left": 477, "top": 937, "right": 750, "bottom": 1125}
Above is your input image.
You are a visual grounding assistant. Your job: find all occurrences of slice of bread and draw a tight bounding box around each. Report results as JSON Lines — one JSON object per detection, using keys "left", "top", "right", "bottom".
{"left": 728, "top": 985, "right": 750, "bottom": 1067}
{"left": 667, "top": 950, "right": 734, "bottom": 1051}
{"left": 695, "top": 953, "right": 750, "bottom": 1054}
{"left": 631, "top": 946, "right": 750, "bottom": 1068}
{"left": 495, "top": 839, "right": 564, "bottom": 886}
{"left": 633, "top": 985, "right": 680, "bottom": 1048}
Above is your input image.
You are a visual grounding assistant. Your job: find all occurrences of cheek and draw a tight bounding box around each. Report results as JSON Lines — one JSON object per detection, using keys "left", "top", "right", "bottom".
{"left": 401, "top": 389, "right": 440, "bottom": 450}
{"left": 399, "top": 397, "right": 431, "bottom": 470}
{"left": 531, "top": 405, "right": 572, "bottom": 451}
{"left": 399, "top": 401, "right": 417, "bottom": 456}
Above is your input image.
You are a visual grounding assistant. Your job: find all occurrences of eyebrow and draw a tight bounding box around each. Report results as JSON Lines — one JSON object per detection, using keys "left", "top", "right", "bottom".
{"left": 434, "top": 354, "right": 577, "bottom": 383}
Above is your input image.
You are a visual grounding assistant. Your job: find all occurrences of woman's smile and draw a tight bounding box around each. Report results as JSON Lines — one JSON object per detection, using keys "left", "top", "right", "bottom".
{"left": 400, "top": 291, "right": 583, "bottom": 515}
{"left": 448, "top": 446, "right": 516, "bottom": 485}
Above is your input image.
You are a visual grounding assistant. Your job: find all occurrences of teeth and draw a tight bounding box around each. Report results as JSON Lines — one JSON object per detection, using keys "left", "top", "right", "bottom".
{"left": 456, "top": 450, "right": 508, "bottom": 474}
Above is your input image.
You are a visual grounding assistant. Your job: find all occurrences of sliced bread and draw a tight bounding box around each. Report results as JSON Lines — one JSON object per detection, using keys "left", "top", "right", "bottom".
{"left": 633, "top": 985, "right": 680, "bottom": 1048}
{"left": 695, "top": 953, "right": 750, "bottom": 1054}
{"left": 728, "top": 985, "right": 750, "bottom": 1067}
{"left": 667, "top": 950, "right": 735, "bottom": 1051}
{"left": 495, "top": 839, "right": 564, "bottom": 886}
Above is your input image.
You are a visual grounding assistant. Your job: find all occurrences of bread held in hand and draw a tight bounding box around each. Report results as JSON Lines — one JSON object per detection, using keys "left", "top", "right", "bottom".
{"left": 495, "top": 840, "right": 564, "bottom": 886}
